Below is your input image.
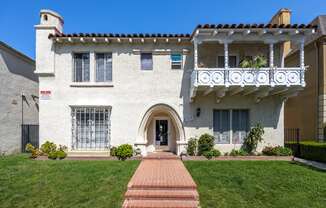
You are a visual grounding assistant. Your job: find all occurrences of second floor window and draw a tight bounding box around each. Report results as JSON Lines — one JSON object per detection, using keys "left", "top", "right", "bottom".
{"left": 171, "top": 53, "right": 182, "bottom": 69}
{"left": 73, "top": 53, "right": 90, "bottom": 82}
{"left": 141, "top": 53, "right": 153, "bottom": 70}
{"left": 96, "top": 53, "right": 112, "bottom": 82}
{"left": 217, "top": 56, "right": 237, "bottom": 68}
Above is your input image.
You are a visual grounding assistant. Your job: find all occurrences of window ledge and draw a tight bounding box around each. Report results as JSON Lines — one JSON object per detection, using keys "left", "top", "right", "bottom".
{"left": 70, "top": 82, "right": 114, "bottom": 87}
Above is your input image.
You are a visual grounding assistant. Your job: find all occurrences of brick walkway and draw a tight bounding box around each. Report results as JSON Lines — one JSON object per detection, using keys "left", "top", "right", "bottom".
{"left": 123, "top": 152, "right": 199, "bottom": 208}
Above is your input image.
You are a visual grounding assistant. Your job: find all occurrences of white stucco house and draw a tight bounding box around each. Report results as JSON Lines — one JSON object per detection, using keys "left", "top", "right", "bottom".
{"left": 35, "top": 9, "right": 315, "bottom": 156}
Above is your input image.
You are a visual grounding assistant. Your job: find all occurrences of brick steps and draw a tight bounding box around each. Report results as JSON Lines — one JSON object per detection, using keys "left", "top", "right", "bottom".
{"left": 123, "top": 152, "right": 199, "bottom": 208}
{"left": 144, "top": 153, "right": 180, "bottom": 160}
{"left": 125, "top": 189, "right": 199, "bottom": 200}
{"left": 122, "top": 199, "right": 198, "bottom": 208}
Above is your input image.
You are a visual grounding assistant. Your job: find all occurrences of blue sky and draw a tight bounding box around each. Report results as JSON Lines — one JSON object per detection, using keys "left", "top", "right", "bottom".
{"left": 1, "top": 0, "right": 325, "bottom": 59}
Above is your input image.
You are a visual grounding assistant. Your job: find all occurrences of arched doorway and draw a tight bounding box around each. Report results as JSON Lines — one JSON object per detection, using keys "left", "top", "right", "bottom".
{"left": 136, "top": 104, "right": 186, "bottom": 155}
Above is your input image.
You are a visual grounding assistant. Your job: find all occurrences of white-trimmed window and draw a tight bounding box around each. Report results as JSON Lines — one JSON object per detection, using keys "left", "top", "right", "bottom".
{"left": 71, "top": 107, "right": 111, "bottom": 150}
{"left": 217, "top": 56, "right": 237, "bottom": 68}
{"left": 73, "top": 53, "right": 90, "bottom": 82}
{"left": 96, "top": 53, "right": 112, "bottom": 82}
{"left": 171, "top": 53, "right": 182, "bottom": 69}
{"left": 141, "top": 53, "right": 153, "bottom": 70}
{"left": 213, "top": 109, "right": 249, "bottom": 144}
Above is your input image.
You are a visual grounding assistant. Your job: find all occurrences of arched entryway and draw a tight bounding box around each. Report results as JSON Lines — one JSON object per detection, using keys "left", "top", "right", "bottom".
{"left": 136, "top": 104, "right": 186, "bottom": 155}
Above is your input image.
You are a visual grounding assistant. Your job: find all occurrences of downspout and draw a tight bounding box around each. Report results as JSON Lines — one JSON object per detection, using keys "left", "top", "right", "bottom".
{"left": 315, "top": 41, "right": 320, "bottom": 141}
{"left": 21, "top": 92, "right": 24, "bottom": 152}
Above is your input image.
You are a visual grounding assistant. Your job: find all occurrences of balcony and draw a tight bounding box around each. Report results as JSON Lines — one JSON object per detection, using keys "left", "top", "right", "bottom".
{"left": 190, "top": 67, "right": 305, "bottom": 102}
{"left": 189, "top": 25, "right": 314, "bottom": 103}
{"left": 191, "top": 67, "right": 305, "bottom": 87}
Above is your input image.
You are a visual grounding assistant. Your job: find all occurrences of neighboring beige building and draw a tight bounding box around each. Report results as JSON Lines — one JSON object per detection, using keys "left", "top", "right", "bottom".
{"left": 35, "top": 9, "right": 315, "bottom": 156}
{"left": 285, "top": 15, "right": 326, "bottom": 141}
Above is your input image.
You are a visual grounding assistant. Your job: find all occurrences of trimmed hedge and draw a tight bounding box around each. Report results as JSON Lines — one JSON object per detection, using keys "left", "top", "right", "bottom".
{"left": 285, "top": 141, "right": 326, "bottom": 163}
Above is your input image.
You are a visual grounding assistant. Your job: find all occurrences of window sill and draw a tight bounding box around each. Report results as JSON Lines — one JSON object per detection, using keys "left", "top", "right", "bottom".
{"left": 70, "top": 82, "right": 114, "bottom": 87}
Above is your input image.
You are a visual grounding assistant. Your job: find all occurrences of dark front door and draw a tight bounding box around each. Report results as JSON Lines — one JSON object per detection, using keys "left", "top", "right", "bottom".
{"left": 156, "top": 120, "right": 168, "bottom": 146}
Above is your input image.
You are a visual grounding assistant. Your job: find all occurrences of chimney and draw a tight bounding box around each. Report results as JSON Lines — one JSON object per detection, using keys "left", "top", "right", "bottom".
{"left": 269, "top": 9, "right": 291, "bottom": 57}
{"left": 35, "top": 9, "right": 64, "bottom": 75}
{"left": 269, "top": 8, "right": 291, "bottom": 25}
{"left": 38, "top": 9, "right": 64, "bottom": 33}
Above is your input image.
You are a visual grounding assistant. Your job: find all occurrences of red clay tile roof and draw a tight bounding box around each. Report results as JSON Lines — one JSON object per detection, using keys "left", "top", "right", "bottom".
{"left": 196, "top": 23, "right": 317, "bottom": 29}
{"left": 48, "top": 24, "right": 317, "bottom": 40}
{"left": 48, "top": 33, "right": 191, "bottom": 39}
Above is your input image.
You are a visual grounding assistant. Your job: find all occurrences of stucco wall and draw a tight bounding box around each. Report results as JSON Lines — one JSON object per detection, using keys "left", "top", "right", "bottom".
{"left": 284, "top": 42, "right": 320, "bottom": 140}
{"left": 38, "top": 40, "right": 285, "bottom": 154}
{"left": 0, "top": 45, "right": 38, "bottom": 154}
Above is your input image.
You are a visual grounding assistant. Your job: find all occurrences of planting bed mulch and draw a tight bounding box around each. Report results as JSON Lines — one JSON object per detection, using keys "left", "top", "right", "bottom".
{"left": 182, "top": 155, "right": 293, "bottom": 161}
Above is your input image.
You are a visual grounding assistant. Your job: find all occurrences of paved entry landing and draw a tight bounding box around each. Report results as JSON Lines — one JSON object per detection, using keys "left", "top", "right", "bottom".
{"left": 123, "top": 152, "right": 199, "bottom": 208}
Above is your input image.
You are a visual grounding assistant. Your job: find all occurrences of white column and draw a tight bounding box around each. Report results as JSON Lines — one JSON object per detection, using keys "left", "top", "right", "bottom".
{"left": 300, "top": 40, "right": 305, "bottom": 68}
{"left": 224, "top": 42, "right": 229, "bottom": 68}
{"left": 269, "top": 43, "right": 274, "bottom": 68}
{"left": 194, "top": 40, "right": 198, "bottom": 70}
{"left": 89, "top": 51, "right": 95, "bottom": 81}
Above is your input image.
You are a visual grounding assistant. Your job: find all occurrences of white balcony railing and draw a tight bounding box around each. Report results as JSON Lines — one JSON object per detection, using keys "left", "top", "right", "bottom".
{"left": 191, "top": 67, "right": 305, "bottom": 88}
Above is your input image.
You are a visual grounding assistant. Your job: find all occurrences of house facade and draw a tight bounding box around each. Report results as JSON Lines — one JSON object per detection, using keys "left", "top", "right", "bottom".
{"left": 0, "top": 41, "right": 38, "bottom": 154}
{"left": 285, "top": 15, "right": 326, "bottom": 141}
{"left": 35, "top": 9, "right": 315, "bottom": 155}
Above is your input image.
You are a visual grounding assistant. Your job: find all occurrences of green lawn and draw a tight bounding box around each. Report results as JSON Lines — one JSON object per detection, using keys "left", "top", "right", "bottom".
{"left": 0, "top": 154, "right": 140, "bottom": 208}
{"left": 184, "top": 161, "right": 326, "bottom": 208}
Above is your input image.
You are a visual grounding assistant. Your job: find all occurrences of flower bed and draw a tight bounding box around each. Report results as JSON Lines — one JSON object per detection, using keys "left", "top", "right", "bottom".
{"left": 182, "top": 155, "right": 293, "bottom": 161}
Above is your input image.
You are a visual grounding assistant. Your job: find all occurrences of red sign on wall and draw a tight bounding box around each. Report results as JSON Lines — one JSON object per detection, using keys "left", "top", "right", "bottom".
{"left": 40, "top": 90, "right": 51, "bottom": 100}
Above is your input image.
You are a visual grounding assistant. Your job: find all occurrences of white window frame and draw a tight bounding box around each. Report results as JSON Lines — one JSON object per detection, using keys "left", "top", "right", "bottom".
{"left": 170, "top": 53, "right": 183, "bottom": 69}
{"left": 140, "top": 52, "right": 153, "bottom": 71}
{"left": 216, "top": 53, "right": 239, "bottom": 68}
{"left": 72, "top": 52, "right": 90, "bottom": 82}
{"left": 95, "top": 52, "right": 113, "bottom": 82}
{"left": 213, "top": 109, "right": 250, "bottom": 144}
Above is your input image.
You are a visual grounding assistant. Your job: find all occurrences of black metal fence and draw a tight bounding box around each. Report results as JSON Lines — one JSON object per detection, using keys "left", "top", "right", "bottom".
{"left": 284, "top": 128, "right": 300, "bottom": 143}
{"left": 284, "top": 128, "right": 300, "bottom": 157}
{"left": 21, "top": 124, "right": 39, "bottom": 152}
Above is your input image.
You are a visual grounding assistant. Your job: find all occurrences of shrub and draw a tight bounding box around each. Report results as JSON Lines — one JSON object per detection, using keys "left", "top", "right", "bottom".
{"left": 57, "top": 150, "right": 67, "bottom": 160}
{"left": 285, "top": 141, "right": 326, "bottom": 162}
{"left": 262, "top": 146, "right": 292, "bottom": 156}
{"left": 243, "top": 123, "right": 264, "bottom": 153}
{"left": 25, "top": 143, "right": 35, "bottom": 153}
{"left": 202, "top": 149, "right": 221, "bottom": 160}
{"left": 187, "top": 138, "right": 198, "bottom": 156}
{"left": 110, "top": 146, "right": 117, "bottom": 157}
{"left": 31, "top": 149, "right": 41, "bottom": 159}
{"left": 48, "top": 151, "right": 58, "bottom": 160}
{"left": 262, "top": 146, "right": 274, "bottom": 156}
{"left": 198, "top": 134, "right": 214, "bottom": 155}
{"left": 203, "top": 151, "right": 214, "bottom": 159}
{"left": 25, "top": 143, "right": 40, "bottom": 158}
{"left": 115, "top": 144, "right": 133, "bottom": 160}
{"left": 230, "top": 149, "right": 249, "bottom": 156}
{"left": 58, "top": 145, "right": 67, "bottom": 152}
{"left": 211, "top": 149, "right": 221, "bottom": 157}
{"left": 40, "top": 141, "right": 57, "bottom": 155}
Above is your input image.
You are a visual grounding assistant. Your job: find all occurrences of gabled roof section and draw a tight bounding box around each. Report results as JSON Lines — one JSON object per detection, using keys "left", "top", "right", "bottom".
{"left": 0, "top": 41, "right": 34, "bottom": 65}
{"left": 312, "top": 15, "right": 326, "bottom": 36}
